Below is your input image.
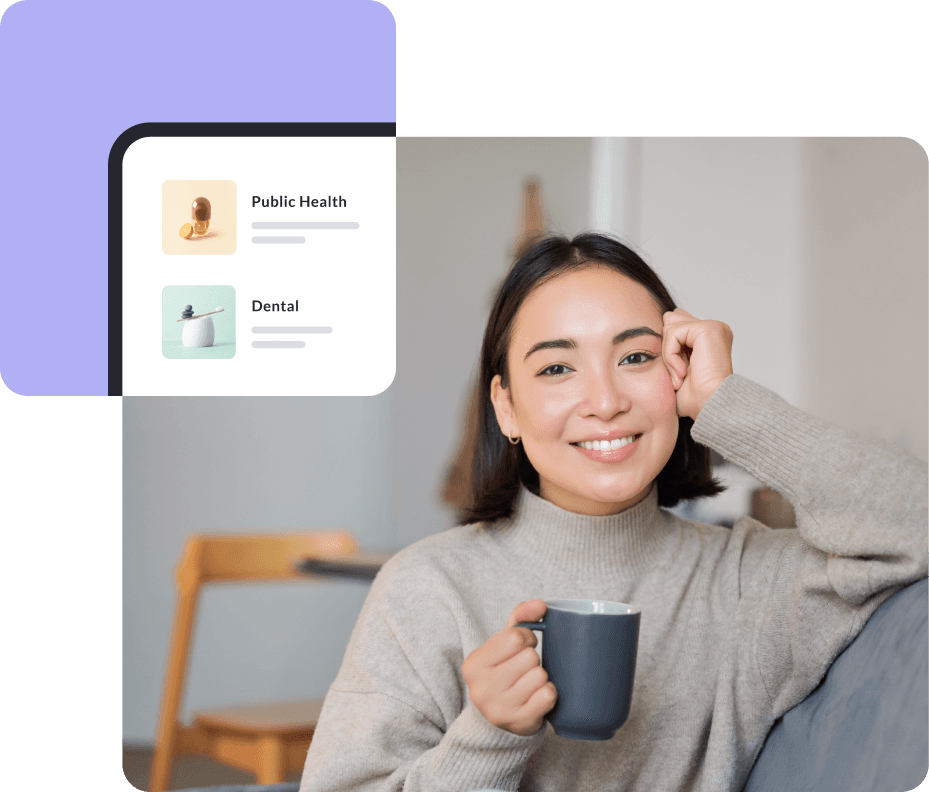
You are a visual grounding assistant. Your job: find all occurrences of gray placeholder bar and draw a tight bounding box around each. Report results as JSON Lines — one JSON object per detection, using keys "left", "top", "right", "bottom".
{"left": 252, "top": 340, "right": 306, "bottom": 349}
{"left": 252, "top": 326, "right": 333, "bottom": 334}
{"left": 252, "top": 236, "right": 306, "bottom": 244}
{"left": 251, "top": 222, "right": 360, "bottom": 230}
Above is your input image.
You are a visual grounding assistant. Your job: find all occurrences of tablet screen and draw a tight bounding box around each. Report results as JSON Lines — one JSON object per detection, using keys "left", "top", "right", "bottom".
{"left": 114, "top": 123, "right": 395, "bottom": 396}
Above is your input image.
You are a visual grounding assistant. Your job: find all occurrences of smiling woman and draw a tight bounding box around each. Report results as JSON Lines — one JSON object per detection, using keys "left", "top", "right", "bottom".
{"left": 300, "top": 233, "right": 927, "bottom": 792}
{"left": 491, "top": 266, "right": 679, "bottom": 515}
{"left": 473, "top": 234, "right": 725, "bottom": 522}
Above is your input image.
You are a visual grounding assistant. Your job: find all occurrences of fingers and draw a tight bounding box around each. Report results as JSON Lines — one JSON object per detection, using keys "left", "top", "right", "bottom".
{"left": 664, "top": 311, "right": 734, "bottom": 374}
{"left": 477, "top": 599, "right": 545, "bottom": 672}
{"left": 509, "top": 673, "right": 558, "bottom": 730}
{"left": 661, "top": 309, "right": 735, "bottom": 419}
{"left": 467, "top": 599, "right": 545, "bottom": 674}
{"left": 662, "top": 310, "right": 694, "bottom": 387}
{"left": 466, "top": 600, "right": 545, "bottom": 676}
{"left": 500, "top": 661, "right": 557, "bottom": 733}
{"left": 468, "top": 625, "right": 536, "bottom": 672}
{"left": 662, "top": 307, "right": 696, "bottom": 323}
{"left": 519, "top": 680, "right": 558, "bottom": 718}
{"left": 462, "top": 599, "right": 557, "bottom": 736}
{"left": 506, "top": 661, "right": 550, "bottom": 702}
{"left": 505, "top": 599, "right": 547, "bottom": 629}
{"left": 496, "top": 645, "right": 547, "bottom": 693}
{"left": 466, "top": 644, "right": 557, "bottom": 736}
{"left": 474, "top": 598, "right": 546, "bottom": 671}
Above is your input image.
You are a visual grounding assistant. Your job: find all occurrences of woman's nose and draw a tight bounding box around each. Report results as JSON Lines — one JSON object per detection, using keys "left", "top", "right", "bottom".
{"left": 582, "top": 369, "right": 632, "bottom": 420}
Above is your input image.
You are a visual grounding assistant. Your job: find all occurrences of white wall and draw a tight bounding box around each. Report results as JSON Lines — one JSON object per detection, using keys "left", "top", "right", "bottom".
{"left": 799, "top": 138, "right": 927, "bottom": 460}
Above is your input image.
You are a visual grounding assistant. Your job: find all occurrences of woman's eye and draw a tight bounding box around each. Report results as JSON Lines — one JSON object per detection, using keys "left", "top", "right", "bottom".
{"left": 539, "top": 363, "right": 573, "bottom": 377}
{"left": 620, "top": 352, "right": 656, "bottom": 366}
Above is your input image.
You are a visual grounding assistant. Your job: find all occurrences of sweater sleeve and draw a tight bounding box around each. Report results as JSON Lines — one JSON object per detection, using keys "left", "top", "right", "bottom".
{"left": 299, "top": 556, "right": 546, "bottom": 792}
{"left": 690, "top": 374, "right": 928, "bottom": 715}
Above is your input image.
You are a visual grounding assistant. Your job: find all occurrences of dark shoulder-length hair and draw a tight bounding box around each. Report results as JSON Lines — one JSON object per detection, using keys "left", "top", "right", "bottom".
{"left": 462, "top": 232, "right": 724, "bottom": 526}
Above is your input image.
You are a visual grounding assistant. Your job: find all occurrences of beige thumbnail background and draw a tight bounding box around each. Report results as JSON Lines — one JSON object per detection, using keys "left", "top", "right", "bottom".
{"left": 162, "top": 179, "right": 237, "bottom": 255}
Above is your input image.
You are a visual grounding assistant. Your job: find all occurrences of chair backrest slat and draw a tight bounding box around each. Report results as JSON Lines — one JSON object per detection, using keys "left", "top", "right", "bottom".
{"left": 176, "top": 532, "right": 359, "bottom": 587}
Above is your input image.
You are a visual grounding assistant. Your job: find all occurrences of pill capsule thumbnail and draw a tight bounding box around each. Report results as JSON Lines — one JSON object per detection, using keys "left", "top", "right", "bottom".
{"left": 179, "top": 223, "right": 194, "bottom": 239}
{"left": 191, "top": 197, "right": 211, "bottom": 235}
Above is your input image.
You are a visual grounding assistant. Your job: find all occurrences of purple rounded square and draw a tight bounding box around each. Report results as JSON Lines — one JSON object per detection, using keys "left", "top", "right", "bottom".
{"left": 0, "top": 0, "right": 396, "bottom": 395}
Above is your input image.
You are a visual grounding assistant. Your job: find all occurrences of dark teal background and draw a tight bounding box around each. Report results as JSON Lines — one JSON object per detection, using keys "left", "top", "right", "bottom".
{"left": 0, "top": 0, "right": 929, "bottom": 792}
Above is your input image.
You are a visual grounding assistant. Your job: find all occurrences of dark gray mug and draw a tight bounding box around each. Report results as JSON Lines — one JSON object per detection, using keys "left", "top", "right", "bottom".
{"left": 517, "top": 599, "right": 640, "bottom": 741}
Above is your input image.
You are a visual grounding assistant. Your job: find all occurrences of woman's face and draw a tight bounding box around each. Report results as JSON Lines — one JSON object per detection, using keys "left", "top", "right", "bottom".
{"left": 491, "top": 265, "right": 679, "bottom": 516}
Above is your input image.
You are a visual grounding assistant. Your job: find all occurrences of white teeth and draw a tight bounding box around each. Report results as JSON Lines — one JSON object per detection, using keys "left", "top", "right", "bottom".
{"left": 578, "top": 435, "right": 637, "bottom": 451}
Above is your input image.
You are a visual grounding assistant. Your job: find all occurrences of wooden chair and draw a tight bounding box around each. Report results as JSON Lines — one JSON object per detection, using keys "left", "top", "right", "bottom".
{"left": 149, "top": 531, "right": 359, "bottom": 792}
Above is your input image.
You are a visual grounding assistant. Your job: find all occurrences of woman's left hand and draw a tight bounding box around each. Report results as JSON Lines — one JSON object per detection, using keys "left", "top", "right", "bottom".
{"left": 662, "top": 308, "right": 734, "bottom": 420}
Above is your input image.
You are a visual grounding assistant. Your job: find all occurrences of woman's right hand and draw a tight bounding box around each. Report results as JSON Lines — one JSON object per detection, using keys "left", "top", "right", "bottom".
{"left": 461, "top": 600, "right": 557, "bottom": 736}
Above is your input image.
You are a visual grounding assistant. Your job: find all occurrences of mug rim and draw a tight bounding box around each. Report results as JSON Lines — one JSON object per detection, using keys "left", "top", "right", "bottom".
{"left": 547, "top": 598, "right": 641, "bottom": 615}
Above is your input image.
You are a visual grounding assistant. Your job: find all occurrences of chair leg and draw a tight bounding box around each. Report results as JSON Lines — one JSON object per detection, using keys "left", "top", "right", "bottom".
{"left": 255, "top": 735, "right": 286, "bottom": 785}
{"left": 152, "top": 581, "right": 200, "bottom": 792}
{"left": 149, "top": 729, "right": 176, "bottom": 792}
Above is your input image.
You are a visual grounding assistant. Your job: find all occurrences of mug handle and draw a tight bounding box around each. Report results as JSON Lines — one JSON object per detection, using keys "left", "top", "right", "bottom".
{"left": 516, "top": 617, "right": 546, "bottom": 633}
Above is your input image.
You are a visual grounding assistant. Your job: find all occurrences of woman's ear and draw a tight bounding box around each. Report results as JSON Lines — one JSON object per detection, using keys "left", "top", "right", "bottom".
{"left": 490, "top": 374, "right": 519, "bottom": 441}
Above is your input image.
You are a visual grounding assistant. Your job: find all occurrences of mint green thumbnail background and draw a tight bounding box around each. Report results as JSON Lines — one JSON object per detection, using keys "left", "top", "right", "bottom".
{"left": 162, "top": 284, "right": 236, "bottom": 359}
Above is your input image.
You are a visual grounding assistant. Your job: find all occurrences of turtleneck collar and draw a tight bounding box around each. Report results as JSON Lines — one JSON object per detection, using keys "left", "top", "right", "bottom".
{"left": 487, "top": 483, "right": 677, "bottom": 591}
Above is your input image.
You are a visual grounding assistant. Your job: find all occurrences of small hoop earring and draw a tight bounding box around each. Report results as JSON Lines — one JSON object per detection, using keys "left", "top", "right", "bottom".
{"left": 508, "top": 430, "right": 520, "bottom": 445}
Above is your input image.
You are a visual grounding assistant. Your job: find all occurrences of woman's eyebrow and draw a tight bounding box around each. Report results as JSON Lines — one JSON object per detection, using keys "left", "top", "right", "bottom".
{"left": 524, "top": 339, "right": 576, "bottom": 360}
{"left": 523, "top": 327, "right": 662, "bottom": 361}
{"left": 612, "top": 327, "right": 663, "bottom": 345}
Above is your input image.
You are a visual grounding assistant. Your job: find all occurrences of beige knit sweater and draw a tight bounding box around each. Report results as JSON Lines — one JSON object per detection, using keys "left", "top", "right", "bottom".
{"left": 300, "top": 375, "right": 928, "bottom": 792}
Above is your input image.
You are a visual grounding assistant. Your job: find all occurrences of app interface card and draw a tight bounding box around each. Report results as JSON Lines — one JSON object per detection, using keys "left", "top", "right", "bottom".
{"left": 116, "top": 126, "right": 396, "bottom": 396}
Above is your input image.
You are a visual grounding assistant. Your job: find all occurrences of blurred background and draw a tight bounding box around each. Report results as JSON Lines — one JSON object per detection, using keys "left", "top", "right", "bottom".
{"left": 123, "top": 138, "right": 927, "bottom": 787}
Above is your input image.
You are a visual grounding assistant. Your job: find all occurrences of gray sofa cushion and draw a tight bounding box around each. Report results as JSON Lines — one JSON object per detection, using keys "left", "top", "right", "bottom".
{"left": 743, "top": 578, "right": 928, "bottom": 792}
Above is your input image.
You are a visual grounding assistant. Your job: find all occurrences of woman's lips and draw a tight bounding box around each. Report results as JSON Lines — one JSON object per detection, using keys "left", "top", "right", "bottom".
{"left": 571, "top": 433, "right": 642, "bottom": 463}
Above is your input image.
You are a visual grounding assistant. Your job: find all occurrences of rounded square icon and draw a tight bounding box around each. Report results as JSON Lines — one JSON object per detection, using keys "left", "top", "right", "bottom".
{"left": 162, "top": 180, "right": 237, "bottom": 254}
{"left": 162, "top": 285, "right": 236, "bottom": 359}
